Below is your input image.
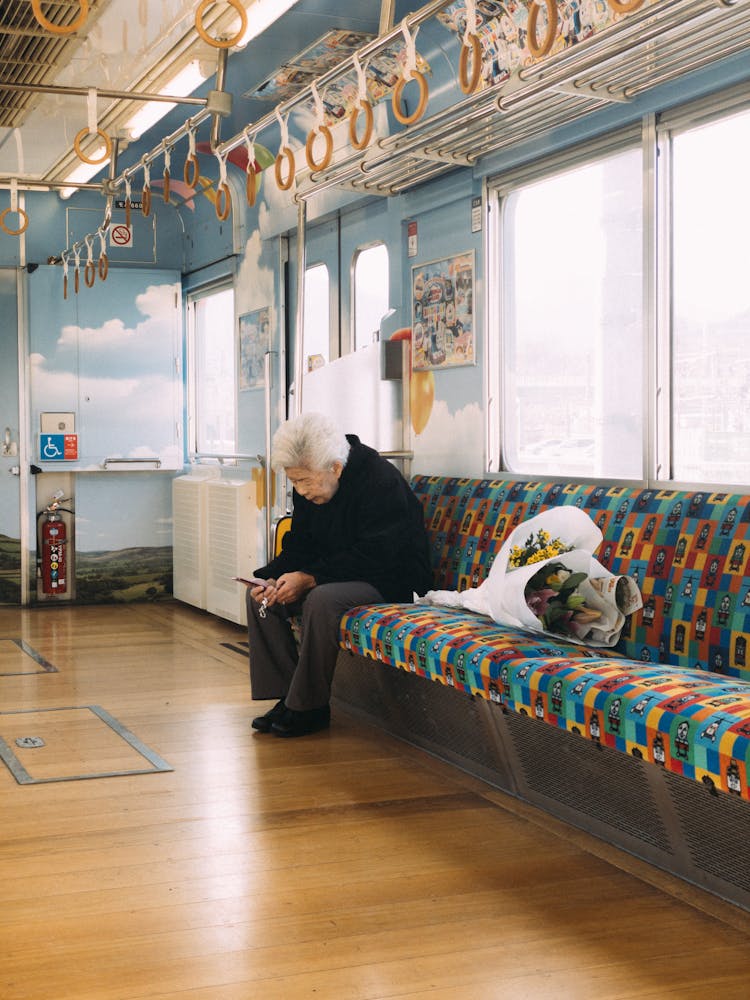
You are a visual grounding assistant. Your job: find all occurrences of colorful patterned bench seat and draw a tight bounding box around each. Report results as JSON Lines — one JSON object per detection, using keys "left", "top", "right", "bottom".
{"left": 339, "top": 477, "right": 750, "bottom": 802}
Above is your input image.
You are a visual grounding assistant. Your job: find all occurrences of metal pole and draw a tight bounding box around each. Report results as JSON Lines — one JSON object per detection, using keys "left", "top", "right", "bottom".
{"left": 292, "top": 198, "right": 307, "bottom": 418}
{"left": 0, "top": 81, "right": 207, "bottom": 106}
{"left": 263, "top": 351, "right": 274, "bottom": 561}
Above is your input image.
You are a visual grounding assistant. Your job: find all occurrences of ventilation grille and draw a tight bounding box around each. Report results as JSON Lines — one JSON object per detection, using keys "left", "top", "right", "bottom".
{"left": 334, "top": 655, "right": 514, "bottom": 789}
{"left": 0, "top": 0, "right": 104, "bottom": 129}
{"left": 172, "top": 475, "right": 208, "bottom": 611}
{"left": 505, "top": 711, "right": 672, "bottom": 852}
{"left": 205, "top": 479, "right": 259, "bottom": 626}
{"left": 665, "top": 771, "right": 750, "bottom": 895}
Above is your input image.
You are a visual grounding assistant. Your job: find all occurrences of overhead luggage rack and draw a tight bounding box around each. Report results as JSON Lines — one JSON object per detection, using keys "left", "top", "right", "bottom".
{"left": 320, "top": 0, "right": 750, "bottom": 197}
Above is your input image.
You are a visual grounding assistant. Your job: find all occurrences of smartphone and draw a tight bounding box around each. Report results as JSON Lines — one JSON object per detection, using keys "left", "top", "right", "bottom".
{"left": 232, "top": 575, "right": 269, "bottom": 588}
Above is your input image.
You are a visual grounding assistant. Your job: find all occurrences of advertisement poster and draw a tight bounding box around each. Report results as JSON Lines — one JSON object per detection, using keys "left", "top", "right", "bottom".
{"left": 412, "top": 252, "right": 475, "bottom": 371}
{"left": 239, "top": 307, "right": 271, "bottom": 390}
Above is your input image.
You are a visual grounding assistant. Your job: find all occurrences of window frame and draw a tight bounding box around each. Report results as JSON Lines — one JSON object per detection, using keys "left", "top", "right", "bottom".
{"left": 351, "top": 240, "right": 390, "bottom": 352}
{"left": 486, "top": 126, "right": 646, "bottom": 484}
{"left": 186, "top": 280, "right": 237, "bottom": 459}
{"left": 486, "top": 91, "right": 750, "bottom": 491}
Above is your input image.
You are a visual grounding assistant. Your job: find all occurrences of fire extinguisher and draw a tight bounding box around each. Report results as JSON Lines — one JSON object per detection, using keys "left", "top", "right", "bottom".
{"left": 37, "top": 491, "right": 74, "bottom": 596}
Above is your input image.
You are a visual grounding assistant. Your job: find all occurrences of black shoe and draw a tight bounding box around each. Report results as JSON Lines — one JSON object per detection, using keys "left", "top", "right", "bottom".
{"left": 251, "top": 699, "right": 287, "bottom": 733}
{"left": 271, "top": 704, "right": 331, "bottom": 738}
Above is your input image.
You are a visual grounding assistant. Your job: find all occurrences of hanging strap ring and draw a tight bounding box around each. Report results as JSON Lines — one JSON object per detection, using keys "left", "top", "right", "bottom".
{"left": 458, "top": 33, "right": 482, "bottom": 95}
{"left": 246, "top": 168, "right": 257, "bottom": 206}
{"left": 216, "top": 183, "right": 232, "bottom": 221}
{"left": 142, "top": 185, "right": 152, "bottom": 218}
{"left": 184, "top": 154, "right": 200, "bottom": 188}
{"left": 349, "top": 100, "right": 374, "bottom": 151}
{"left": 31, "top": 0, "right": 89, "bottom": 35}
{"left": 305, "top": 124, "right": 333, "bottom": 172}
{"left": 98, "top": 252, "right": 109, "bottom": 281}
{"left": 392, "top": 71, "right": 429, "bottom": 126}
{"left": 607, "top": 0, "right": 645, "bottom": 10}
{"left": 0, "top": 207, "right": 29, "bottom": 236}
{"left": 527, "top": 0, "right": 558, "bottom": 59}
{"left": 275, "top": 147, "right": 295, "bottom": 191}
{"left": 73, "top": 127, "right": 112, "bottom": 165}
{"left": 84, "top": 259, "right": 96, "bottom": 288}
{"left": 195, "top": 0, "right": 247, "bottom": 49}
{"left": 243, "top": 134, "right": 259, "bottom": 207}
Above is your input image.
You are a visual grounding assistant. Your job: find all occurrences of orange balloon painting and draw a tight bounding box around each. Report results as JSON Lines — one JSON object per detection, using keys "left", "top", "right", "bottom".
{"left": 390, "top": 328, "right": 434, "bottom": 435}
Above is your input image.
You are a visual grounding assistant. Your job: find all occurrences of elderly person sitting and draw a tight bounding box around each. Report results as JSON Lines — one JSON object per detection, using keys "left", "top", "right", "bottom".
{"left": 246, "top": 411, "right": 432, "bottom": 738}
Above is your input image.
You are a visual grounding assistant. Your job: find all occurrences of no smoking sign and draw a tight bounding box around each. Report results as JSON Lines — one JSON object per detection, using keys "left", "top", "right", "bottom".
{"left": 111, "top": 223, "right": 133, "bottom": 248}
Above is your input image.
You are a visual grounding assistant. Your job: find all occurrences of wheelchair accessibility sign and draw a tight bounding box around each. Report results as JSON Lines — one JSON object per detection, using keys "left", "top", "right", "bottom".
{"left": 40, "top": 434, "right": 78, "bottom": 461}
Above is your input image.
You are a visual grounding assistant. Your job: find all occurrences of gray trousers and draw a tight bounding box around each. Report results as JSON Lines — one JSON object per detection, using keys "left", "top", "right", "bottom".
{"left": 246, "top": 581, "right": 383, "bottom": 711}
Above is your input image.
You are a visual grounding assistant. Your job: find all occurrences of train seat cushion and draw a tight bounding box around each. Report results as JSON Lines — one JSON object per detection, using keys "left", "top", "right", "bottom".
{"left": 340, "top": 602, "right": 619, "bottom": 696}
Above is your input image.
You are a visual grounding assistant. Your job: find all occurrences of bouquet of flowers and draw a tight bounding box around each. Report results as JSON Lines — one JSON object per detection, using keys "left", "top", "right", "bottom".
{"left": 419, "top": 506, "right": 642, "bottom": 647}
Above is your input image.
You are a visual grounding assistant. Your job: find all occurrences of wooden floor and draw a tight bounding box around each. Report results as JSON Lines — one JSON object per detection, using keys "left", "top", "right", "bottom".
{"left": 1, "top": 601, "right": 750, "bottom": 1000}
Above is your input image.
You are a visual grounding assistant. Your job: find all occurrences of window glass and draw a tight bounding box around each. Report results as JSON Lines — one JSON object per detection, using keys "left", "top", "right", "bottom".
{"left": 671, "top": 109, "right": 750, "bottom": 483}
{"left": 501, "top": 148, "right": 643, "bottom": 478}
{"left": 353, "top": 243, "right": 389, "bottom": 350}
{"left": 303, "top": 262, "right": 330, "bottom": 370}
{"left": 191, "top": 286, "right": 236, "bottom": 454}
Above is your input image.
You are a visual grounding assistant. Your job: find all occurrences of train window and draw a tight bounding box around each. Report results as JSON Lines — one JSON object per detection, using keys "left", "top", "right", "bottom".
{"left": 668, "top": 108, "right": 750, "bottom": 484}
{"left": 187, "top": 284, "right": 236, "bottom": 456}
{"left": 353, "top": 243, "right": 389, "bottom": 350}
{"left": 499, "top": 146, "right": 643, "bottom": 479}
{"left": 303, "top": 263, "right": 330, "bottom": 370}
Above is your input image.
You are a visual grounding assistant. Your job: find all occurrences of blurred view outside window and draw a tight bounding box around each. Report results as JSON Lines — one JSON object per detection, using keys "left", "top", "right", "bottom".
{"left": 192, "top": 286, "right": 236, "bottom": 454}
{"left": 671, "top": 109, "right": 750, "bottom": 483}
{"left": 303, "top": 262, "right": 330, "bottom": 371}
{"left": 502, "top": 149, "right": 643, "bottom": 479}
{"left": 354, "top": 243, "right": 389, "bottom": 350}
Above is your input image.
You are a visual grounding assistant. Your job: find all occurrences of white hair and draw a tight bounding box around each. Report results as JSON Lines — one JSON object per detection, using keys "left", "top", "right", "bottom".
{"left": 271, "top": 412, "right": 350, "bottom": 471}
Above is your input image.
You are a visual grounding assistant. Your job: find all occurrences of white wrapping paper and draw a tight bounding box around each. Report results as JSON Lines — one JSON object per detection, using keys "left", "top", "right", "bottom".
{"left": 419, "top": 506, "right": 642, "bottom": 647}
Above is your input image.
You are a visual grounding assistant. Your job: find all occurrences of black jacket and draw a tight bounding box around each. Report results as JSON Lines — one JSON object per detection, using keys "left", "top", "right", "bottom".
{"left": 255, "top": 435, "right": 432, "bottom": 602}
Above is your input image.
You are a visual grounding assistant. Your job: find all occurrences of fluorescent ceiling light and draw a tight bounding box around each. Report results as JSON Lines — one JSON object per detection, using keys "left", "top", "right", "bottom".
{"left": 237, "top": 0, "right": 299, "bottom": 47}
{"left": 59, "top": 152, "right": 109, "bottom": 199}
{"left": 126, "top": 60, "right": 210, "bottom": 140}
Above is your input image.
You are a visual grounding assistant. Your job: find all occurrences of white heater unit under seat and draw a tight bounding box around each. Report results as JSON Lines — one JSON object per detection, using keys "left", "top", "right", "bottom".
{"left": 205, "top": 478, "right": 259, "bottom": 625}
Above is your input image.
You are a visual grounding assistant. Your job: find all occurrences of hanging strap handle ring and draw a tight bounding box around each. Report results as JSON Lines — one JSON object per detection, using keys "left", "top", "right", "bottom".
{"left": 73, "top": 246, "right": 82, "bottom": 295}
{"left": 83, "top": 235, "right": 96, "bottom": 288}
{"left": 214, "top": 151, "right": 232, "bottom": 221}
{"left": 123, "top": 175, "right": 133, "bottom": 227}
{"left": 195, "top": 0, "right": 248, "bottom": 49}
{"left": 184, "top": 127, "right": 200, "bottom": 188}
{"left": 141, "top": 162, "right": 152, "bottom": 218}
{"left": 392, "top": 20, "right": 428, "bottom": 126}
{"left": 162, "top": 144, "right": 172, "bottom": 203}
{"left": 31, "top": 0, "right": 89, "bottom": 35}
{"left": 459, "top": 0, "right": 482, "bottom": 95}
{"left": 97, "top": 229, "right": 109, "bottom": 281}
{"left": 304, "top": 82, "right": 334, "bottom": 173}
{"left": 527, "top": 0, "right": 558, "bottom": 59}
{"left": 349, "top": 53, "right": 374, "bottom": 151}
{"left": 274, "top": 110, "right": 296, "bottom": 192}
{"left": 607, "top": 0, "right": 645, "bottom": 11}
{"left": 0, "top": 179, "right": 29, "bottom": 236}
{"left": 244, "top": 132, "right": 259, "bottom": 207}
{"left": 74, "top": 88, "right": 112, "bottom": 165}
{"left": 61, "top": 252, "right": 70, "bottom": 300}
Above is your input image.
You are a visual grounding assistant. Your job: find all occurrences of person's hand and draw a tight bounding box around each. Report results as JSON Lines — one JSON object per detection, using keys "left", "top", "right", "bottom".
{"left": 272, "top": 571, "right": 316, "bottom": 605}
{"left": 250, "top": 578, "right": 275, "bottom": 603}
